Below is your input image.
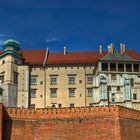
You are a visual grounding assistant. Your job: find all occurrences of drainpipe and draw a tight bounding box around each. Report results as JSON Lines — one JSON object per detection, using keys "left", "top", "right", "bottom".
{"left": 44, "top": 69, "right": 46, "bottom": 108}
{"left": 43, "top": 48, "right": 49, "bottom": 108}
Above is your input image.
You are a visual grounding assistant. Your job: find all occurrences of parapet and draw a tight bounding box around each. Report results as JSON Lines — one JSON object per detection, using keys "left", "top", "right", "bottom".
{"left": 3, "top": 105, "right": 140, "bottom": 120}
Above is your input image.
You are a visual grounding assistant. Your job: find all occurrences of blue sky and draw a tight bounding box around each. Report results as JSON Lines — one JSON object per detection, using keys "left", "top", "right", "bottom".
{"left": 0, "top": 0, "right": 140, "bottom": 52}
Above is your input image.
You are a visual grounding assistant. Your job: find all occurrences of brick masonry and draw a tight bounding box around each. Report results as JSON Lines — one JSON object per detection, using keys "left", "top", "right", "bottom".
{"left": 0, "top": 104, "right": 140, "bottom": 140}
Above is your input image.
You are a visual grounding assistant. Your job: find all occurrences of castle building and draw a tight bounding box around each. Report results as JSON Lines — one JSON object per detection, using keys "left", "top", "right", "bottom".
{"left": 0, "top": 39, "right": 140, "bottom": 110}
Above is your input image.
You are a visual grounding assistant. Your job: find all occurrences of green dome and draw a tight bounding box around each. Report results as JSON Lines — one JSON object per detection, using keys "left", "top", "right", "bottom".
{"left": 3, "top": 39, "right": 20, "bottom": 51}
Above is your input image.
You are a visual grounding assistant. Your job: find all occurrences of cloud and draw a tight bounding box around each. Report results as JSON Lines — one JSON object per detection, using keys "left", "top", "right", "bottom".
{"left": 45, "top": 38, "right": 62, "bottom": 43}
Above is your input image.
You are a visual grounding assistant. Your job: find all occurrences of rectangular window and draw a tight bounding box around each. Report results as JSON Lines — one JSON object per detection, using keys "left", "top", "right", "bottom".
{"left": 134, "top": 64, "right": 139, "bottom": 72}
{"left": 118, "top": 64, "right": 124, "bottom": 72}
{"left": 68, "top": 75, "right": 76, "bottom": 84}
{"left": 102, "top": 63, "right": 108, "bottom": 71}
{"left": 117, "top": 86, "right": 120, "bottom": 91}
{"left": 50, "top": 76, "right": 57, "bottom": 85}
{"left": 110, "top": 63, "right": 116, "bottom": 71}
{"left": 30, "top": 104, "right": 35, "bottom": 109}
{"left": 0, "top": 73, "right": 4, "bottom": 83}
{"left": 87, "top": 76, "right": 93, "bottom": 84}
{"left": 126, "top": 64, "right": 132, "bottom": 72}
{"left": 70, "top": 103, "right": 75, "bottom": 108}
{"left": 50, "top": 88, "right": 57, "bottom": 98}
{"left": 87, "top": 88, "right": 93, "bottom": 97}
{"left": 130, "top": 78, "right": 134, "bottom": 86}
{"left": 30, "top": 89, "right": 36, "bottom": 98}
{"left": 133, "top": 93, "right": 137, "bottom": 100}
{"left": 111, "top": 93, "right": 115, "bottom": 102}
{"left": 108, "top": 86, "right": 111, "bottom": 91}
{"left": 13, "top": 72, "right": 18, "bottom": 83}
{"left": 30, "top": 75, "right": 37, "bottom": 85}
{"left": 69, "top": 88, "right": 76, "bottom": 97}
{"left": 111, "top": 74, "right": 116, "bottom": 80}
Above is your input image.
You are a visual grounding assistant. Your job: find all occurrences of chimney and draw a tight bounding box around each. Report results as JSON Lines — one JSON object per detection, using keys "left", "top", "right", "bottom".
{"left": 122, "top": 44, "right": 126, "bottom": 54}
{"left": 120, "top": 43, "right": 126, "bottom": 55}
{"left": 99, "top": 45, "right": 103, "bottom": 54}
{"left": 120, "top": 43, "right": 123, "bottom": 55}
{"left": 108, "top": 45, "right": 111, "bottom": 54}
{"left": 108, "top": 43, "right": 114, "bottom": 54}
{"left": 64, "top": 46, "right": 67, "bottom": 55}
{"left": 110, "top": 43, "right": 114, "bottom": 54}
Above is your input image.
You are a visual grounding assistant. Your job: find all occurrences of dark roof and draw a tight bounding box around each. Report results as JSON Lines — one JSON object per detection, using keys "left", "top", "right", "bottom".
{"left": 0, "top": 49, "right": 140, "bottom": 65}
{"left": 100, "top": 51, "right": 138, "bottom": 61}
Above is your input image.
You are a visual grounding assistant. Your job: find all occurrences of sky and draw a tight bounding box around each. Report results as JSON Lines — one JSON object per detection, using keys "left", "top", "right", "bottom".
{"left": 0, "top": 0, "right": 140, "bottom": 52}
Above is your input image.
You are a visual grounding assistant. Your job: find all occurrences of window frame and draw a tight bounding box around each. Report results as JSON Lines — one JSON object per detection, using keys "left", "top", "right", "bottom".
{"left": 111, "top": 74, "right": 116, "bottom": 80}
{"left": 133, "top": 93, "right": 137, "bottom": 100}
{"left": 50, "top": 88, "right": 57, "bottom": 98}
{"left": 50, "top": 76, "right": 57, "bottom": 85}
{"left": 87, "top": 76, "right": 93, "bottom": 84}
{"left": 68, "top": 75, "right": 76, "bottom": 85}
{"left": 87, "top": 88, "right": 93, "bottom": 97}
{"left": 30, "top": 75, "right": 38, "bottom": 86}
{"left": 111, "top": 93, "right": 115, "bottom": 102}
{"left": 69, "top": 88, "right": 76, "bottom": 97}
{"left": 0, "top": 72, "right": 5, "bottom": 83}
{"left": 30, "top": 104, "right": 35, "bottom": 109}
{"left": 30, "top": 89, "right": 37, "bottom": 98}
{"left": 13, "top": 72, "right": 18, "bottom": 84}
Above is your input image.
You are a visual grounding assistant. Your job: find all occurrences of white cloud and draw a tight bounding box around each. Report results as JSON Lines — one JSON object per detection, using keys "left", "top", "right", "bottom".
{"left": 45, "top": 38, "right": 62, "bottom": 43}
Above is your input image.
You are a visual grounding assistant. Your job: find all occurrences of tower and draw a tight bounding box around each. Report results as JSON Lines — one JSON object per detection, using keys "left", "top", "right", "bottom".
{"left": 0, "top": 39, "right": 22, "bottom": 107}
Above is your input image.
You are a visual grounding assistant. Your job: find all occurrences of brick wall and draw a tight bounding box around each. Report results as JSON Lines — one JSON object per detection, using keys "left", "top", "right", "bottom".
{"left": 0, "top": 104, "right": 3, "bottom": 140}
{"left": 1, "top": 105, "right": 140, "bottom": 140}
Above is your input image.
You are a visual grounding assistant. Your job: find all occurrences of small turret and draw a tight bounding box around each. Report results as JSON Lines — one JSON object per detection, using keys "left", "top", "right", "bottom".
{"left": 3, "top": 39, "right": 20, "bottom": 52}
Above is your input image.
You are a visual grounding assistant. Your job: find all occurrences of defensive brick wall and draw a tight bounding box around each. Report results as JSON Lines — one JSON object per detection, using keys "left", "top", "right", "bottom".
{"left": 0, "top": 104, "right": 140, "bottom": 140}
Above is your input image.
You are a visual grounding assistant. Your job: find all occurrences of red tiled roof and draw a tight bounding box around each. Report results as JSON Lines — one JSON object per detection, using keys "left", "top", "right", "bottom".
{"left": 126, "top": 50, "right": 140, "bottom": 60}
{"left": 0, "top": 49, "right": 140, "bottom": 65}
{"left": 20, "top": 50, "right": 107, "bottom": 65}
{"left": 47, "top": 52, "right": 107, "bottom": 65}
{"left": 20, "top": 50, "right": 46, "bottom": 64}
